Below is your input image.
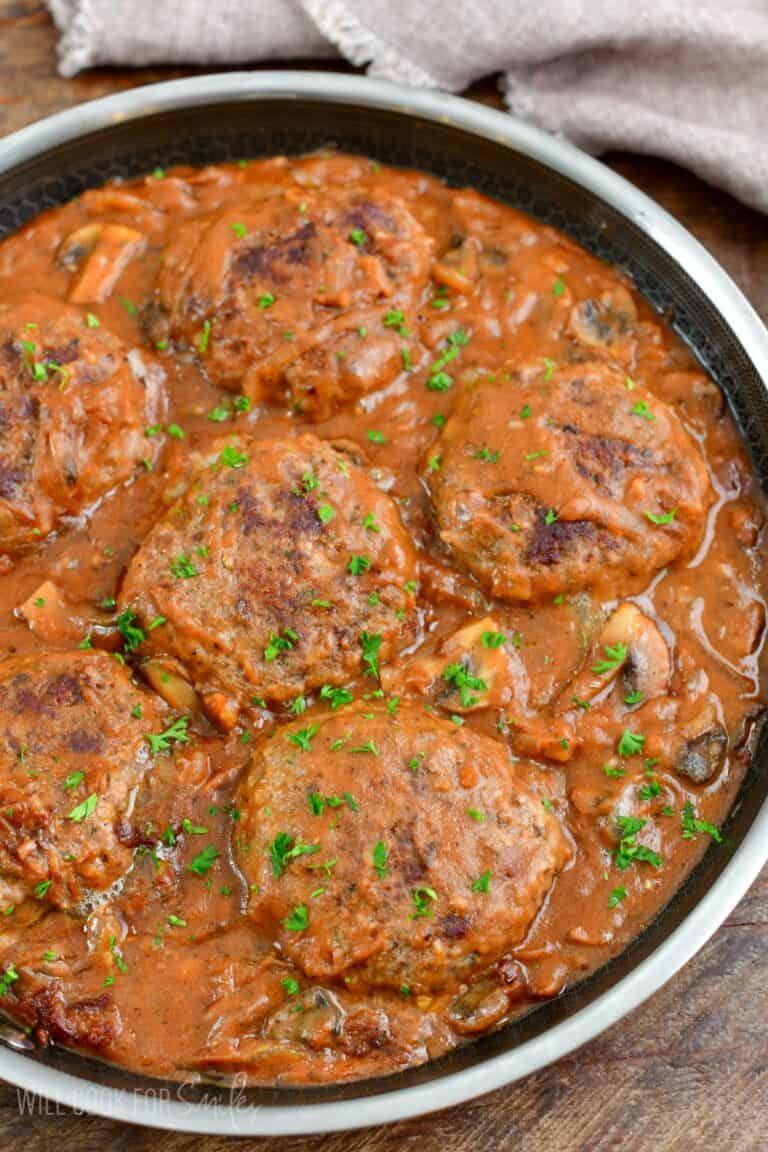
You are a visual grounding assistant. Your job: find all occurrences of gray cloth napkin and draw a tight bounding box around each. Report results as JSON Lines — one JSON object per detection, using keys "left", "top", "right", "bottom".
{"left": 46, "top": 1, "right": 768, "bottom": 213}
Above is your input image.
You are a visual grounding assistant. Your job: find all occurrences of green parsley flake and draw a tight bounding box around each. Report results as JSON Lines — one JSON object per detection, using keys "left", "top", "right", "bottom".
{"left": 592, "top": 643, "right": 628, "bottom": 675}
{"left": 147, "top": 716, "right": 190, "bottom": 756}
{"left": 67, "top": 793, "right": 98, "bottom": 823}
{"left": 188, "top": 845, "right": 219, "bottom": 876}
{"left": 471, "top": 870, "right": 491, "bottom": 894}
{"left": 269, "top": 832, "right": 319, "bottom": 878}
{"left": 613, "top": 816, "right": 662, "bottom": 871}
{"left": 681, "top": 801, "right": 722, "bottom": 843}
{"left": 372, "top": 840, "right": 388, "bottom": 877}
{"left": 618, "top": 729, "right": 645, "bottom": 758}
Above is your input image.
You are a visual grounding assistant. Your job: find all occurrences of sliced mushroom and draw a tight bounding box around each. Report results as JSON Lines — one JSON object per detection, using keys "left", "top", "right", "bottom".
{"left": 566, "top": 283, "right": 637, "bottom": 352}
{"left": 675, "top": 724, "right": 728, "bottom": 783}
{"left": 382, "top": 615, "right": 528, "bottom": 713}
{"left": 265, "top": 986, "right": 345, "bottom": 1048}
{"left": 142, "top": 657, "right": 203, "bottom": 716}
{"left": 17, "top": 581, "right": 85, "bottom": 645}
{"left": 59, "top": 222, "right": 146, "bottom": 304}
{"left": 557, "top": 601, "right": 671, "bottom": 713}
{"left": 447, "top": 980, "right": 513, "bottom": 1035}
{"left": 431, "top": 236, "right": 480, "bottom": 295}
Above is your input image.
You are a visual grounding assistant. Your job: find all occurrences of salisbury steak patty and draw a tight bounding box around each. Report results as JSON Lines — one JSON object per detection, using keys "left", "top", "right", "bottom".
{"left": 424, "top": 360, "right": 711, "bottom": 601}
{"left": 0, "top": 293, "right": 165, "bottom": 551}
{"left": 235, "top": 702, "right": 571, "bottom": 993}
{"left": 150, "top": 186, "right": 431, "bottom": 417}
{"left": 119, "top": 434, "right": 418, "bottom": 720}
{"left": 0, "top": 651, "right": 162, "bottom": 913}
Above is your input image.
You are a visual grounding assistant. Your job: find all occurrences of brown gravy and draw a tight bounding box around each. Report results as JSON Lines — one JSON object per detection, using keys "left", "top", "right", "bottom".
{"left": 0, "top": 152, "right": 763, "bottom": 1086}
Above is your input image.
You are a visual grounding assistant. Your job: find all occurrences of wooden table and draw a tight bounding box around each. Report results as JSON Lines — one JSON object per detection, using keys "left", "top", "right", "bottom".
{"left": 0, "top": 3, "right": 766, "bottom": 1148}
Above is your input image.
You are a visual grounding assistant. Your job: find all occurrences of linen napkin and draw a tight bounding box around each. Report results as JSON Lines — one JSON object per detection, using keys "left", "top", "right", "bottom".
{"left": 46, "top": 1, "right": 768, "bottom": 213}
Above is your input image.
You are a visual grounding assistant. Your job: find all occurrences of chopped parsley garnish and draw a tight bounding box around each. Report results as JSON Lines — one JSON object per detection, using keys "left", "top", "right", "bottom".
{"left": 592, "top": 643, "right": 628, "bottom": 675}
{"left": 639, "top": 779, "right": 662, "bottom": 800}
{"left": 681, "top": 800, "right": 722, "bottom": 843}
{"left": 347, "top": 554, "right": 371, "bottom": 576}
{"left": 613, "top": 816, "right": 663, "bottom": 871}
{"left": 471, "top": 870, "right": 491, "bottom": 894}
{"left": 608, "top": 885, "right": 627, "bottom": 908}
{"left": 287, "top": 723, "right": 319, "bottom": 752}
{"left": 258, "top": 292, "right": 276, "bottom": 310}
{"left": 147, "top": 715, "right": 190, "bottom": 756}
{"left": 466, "top": 808, "right": 485, "bottom": 822}
{"left": 372, "top": 841, "right": 388, "bottom": 878}
{"left": 119, "top": 296, "right": 137, "bottom": 316}
{"left": 409, "top": 886, "right": 437, "bottom": 919}
{"left": 269, "top": 832, "right": 319, "bottom": 878}
{"left": 474, "top": 447, "right": 500, "bottom": 463}
{"left": 317, "top": 504, "right": 335, "bottom": 525}
{"left": 624, "top": 689, "right": 643, "bottom": 706}
{"left": 383, "top": 309, "right": 408, "bottom": 336}
{"left": 196, "top": 320, "right": 211, "bottom": 354}
{"left": 34, "top": 880, "right": 51, "bottom": 899}
{"left": 348, "top": 229, "right": 367, "bottom": 246}
{"left": 188, "top": 845, "right": 219, "bottom": 876}
{"left": 645, "top": 508, "right": 678, "bottom": 526}
{"left": 230, "top": 222, "right": 247, "bottom": 238}
{"left": 360, "top": 631, "right": 382, "bottom": 679}
{"left": 443, "top": 661, "right": 487, "bottom": 708}
{"left": 63, "top": 771, "right": 85, "bottom": 791}
{"left": 0, "top": 965, "right": 19, "bottom": 996}
{"left": 67, "top": 793, "right": 98, "bottom": 823}
{"left": 116, "top": 609, "right": 147, "bottom": 653}
{"left": 167, "top": 914, "right": 186, "bottom": 928}
{"left": 552, "top": 277, "right": 566, "bottom": 297}
{"left": 281, "top": 977, "right": 300, "bottom": 996}
{"left": 85, "top": 312, "right": 100, "bottom": 329}
{"left": 631, "top": 399, "right": 655, "bottom": 421}
{"left": 283, "top": 904, "right": 309, "bottom": 931}
{"left": 427, "top": 328, "right": 470, "bottom": 392}
{"left": 170, "top": 554, "right": 198, "bottom": 579}
{"left": 264, "top": 629, "right": 298, "bottom": 661}
{"left": 219, "top": 443, "right": 249, "bottom": 469}
{"left": 367, "top": 429, "right": 387, "bottom": 445}
{"left": 603, "top": 763, "right": 626, "bottom": 779}
{"left": 319, "top": 685, "right": 354, "bottom": 710}
{"left": 618, "top": 729, "right": 645, "bottom": 758}
{"left": 543, "top": 357, "right": 555, "bottom": 381}
{"left": 350, "top": 739, "right": 379, "bottom": 756}
{"left": 207, "top": 403, "right": 234, "bottom": 421}
{"left": 544, "top": 508, "right": 559, "bottom": 526}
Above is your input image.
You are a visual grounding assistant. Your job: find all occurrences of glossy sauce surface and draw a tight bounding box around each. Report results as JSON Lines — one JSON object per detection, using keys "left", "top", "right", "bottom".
{"left": 0, "top": 153, "right": 763, "bottom": 1086}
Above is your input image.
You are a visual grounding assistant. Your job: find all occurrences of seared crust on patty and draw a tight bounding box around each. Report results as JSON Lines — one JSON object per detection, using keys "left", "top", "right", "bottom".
{"left": 119, "top": 434, "right": 419, "bottom": 719}
{"left": 149, "top": 187, "right": 431, "bottom": 417}
{"left": 0, "top": 293, "right": 165, "bottom": 551}
{"left": 423, "top": 359, "right": 711, "bottom": 601}
{"left": 235, "top": 701, "right": 571, "bottom": 993}
{"left": 0, "top": 651, "right": 163, "bottom": 913}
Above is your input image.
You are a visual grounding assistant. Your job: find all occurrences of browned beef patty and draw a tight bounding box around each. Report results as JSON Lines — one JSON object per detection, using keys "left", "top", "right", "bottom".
{"left": 234, "top": 702, "right": 571, "bottom": 994}
{"left": 119, "top": 434, "right": 419, "bottom": 720}
{"left": 423, "top": 359, "right": 711, "bottom": 601}
{"left": 149, "top": 188, "right": 432, "bottom": 417}
{"left": 0, "top": 293, "right": 165, "bottom": 551}
{"left": 0, "top": 650, "right": 163, "bottom": 913}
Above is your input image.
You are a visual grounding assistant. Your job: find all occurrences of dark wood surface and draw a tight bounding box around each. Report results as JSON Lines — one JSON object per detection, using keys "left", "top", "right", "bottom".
{"left": 0, "top": 3, "right": 766, "bottom": 1148}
